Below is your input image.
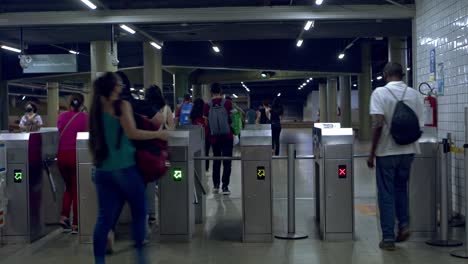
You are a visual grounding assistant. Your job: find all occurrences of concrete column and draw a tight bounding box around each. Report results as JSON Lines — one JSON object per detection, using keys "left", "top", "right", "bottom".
{"left": 143, "top": 42, "right": 163, "bottom": 89}
{"left": 339, "top": 76, "right": 352, "bottom": 128}
{"left": 358, "top": 42, "right": 372, "bottom": 140}
{"left": 0, "top": 81, "right": 7, "bottom": 131}
{"left": 201, "top": 84, "right": 211, "bottom": 102}
{"left": 388, "top": 37, "right": 408, "bottom": 83}
{"left": 168, "top": 68, "right": 194, "bottom": 108}
{"left": 192, "top": 84, "right": 202, "bottom": 99}
{"left": 319, "top": 82, "right": 328, "bottom": 123}
{"left": 90, "top": 41, "right": 118, "bottom": 81}
{"left": 326, "top": 77, "right": 338, "bottom": 122}
{"left": 46, "top": 82, "right": 59, "bottom": 127}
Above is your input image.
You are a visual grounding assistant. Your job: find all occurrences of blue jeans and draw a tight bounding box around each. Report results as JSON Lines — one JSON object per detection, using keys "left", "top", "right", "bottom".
{"left": 376, "top": 154, "right": 414, "bottom": 241}
{"left": 93, "top": 166, "right": 147, "bottom": 264}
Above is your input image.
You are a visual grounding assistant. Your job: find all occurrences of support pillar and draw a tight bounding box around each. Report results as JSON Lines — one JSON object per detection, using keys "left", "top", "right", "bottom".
{"left": 90, "top": 41, "right": 118, "bottom": 81}
{"left": 143, "top": 42, "right": 163, "bottom": 89}
{"left": 46, "top": 82, "right": 59, "bottom": 127}
{"left": 358, "top": 42, "right": 372, "bottom": 140}
{"left": 319, "top": 82, "right": 328, "bottom": 123}
{"left": 326, "top": 78, "right": 338, "bottom": 122}
{"left": 388, "top": 37, "right": 408, "bottom": 84}
{"left": 0, "top": 81, "right": 7, "bottom": 131}
{"left": 192, "top": 84, "right": 202, "bottom": 99}
{"left": 201, "top": 84, "right": 211, "bottom": 103}
{"left": 339, "top": 76, "right": 352, "bottom": 128}
{"left": 167, "top": 68, "right": 194, "bottom": 108}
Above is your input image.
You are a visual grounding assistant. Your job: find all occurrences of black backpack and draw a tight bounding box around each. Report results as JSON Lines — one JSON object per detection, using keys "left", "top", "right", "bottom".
{"left": 386, "top": 87, "right": 422, "bottom": 145}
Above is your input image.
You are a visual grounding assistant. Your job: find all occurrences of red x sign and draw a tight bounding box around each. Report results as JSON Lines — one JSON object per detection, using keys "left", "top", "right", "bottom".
{"left": 338, "top": 165, "right": 347, "bottom": 178}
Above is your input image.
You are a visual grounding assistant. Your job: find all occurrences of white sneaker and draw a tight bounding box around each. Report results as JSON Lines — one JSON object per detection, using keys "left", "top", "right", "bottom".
{"left": 106, "top": 231, "right": 115, "bottom": 254}
{"left": 222, "top": 187, "right": 231, "bottom": 195}
{"left": 213, "top": 187, "right": 220, "bottom": 194}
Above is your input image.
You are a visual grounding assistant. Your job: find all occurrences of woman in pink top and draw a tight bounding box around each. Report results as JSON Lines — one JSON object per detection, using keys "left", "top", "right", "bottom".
{"left": 57, "top": 94, "right": 88, "bottom": 234}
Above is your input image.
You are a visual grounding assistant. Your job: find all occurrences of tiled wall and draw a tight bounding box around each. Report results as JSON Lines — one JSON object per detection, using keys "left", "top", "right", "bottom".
{"left": 415, "top": 0, "right": 468, "bottom": 215}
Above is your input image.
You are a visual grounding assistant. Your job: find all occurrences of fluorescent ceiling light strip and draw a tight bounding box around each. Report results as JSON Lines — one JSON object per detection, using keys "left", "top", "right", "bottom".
{"left": 120, "top": 24, "right": 136, "bottom": 34}
{"left": 212, "top": 46, "right": 220, "bottom": 53}
{"left": 69, "top": 50, "right": 79, "bottom": 55}
{"left": 150, "top": 42, "right": 162, "bottom": 49}
{"left": 245, "top": 88, "right": 250, "bottom": 92}
{"left": 304, "top": 20, "right": 314, "bottom": 31}
{"left": 296, "top": 39, "right": 303, "bottom": 47}
{"left": 277, "top": 93, "right": 281, "bottom": 97}
{"left": 80, "top": 0, "right": 97, "bottom": 10}
{"left": 376, "top": 76, "right": 383, "bottom": 80}
{"left": 315, "top": 0, "right": 324, "bottom": 5}
{"left": 232, "top": 94, "right": 238, "bottom": 98}
{"left": 1, "top": 45, "right": 21, "bottom": 53}
{"left": 338, "top": 53, "right": 345, "bottom": 59}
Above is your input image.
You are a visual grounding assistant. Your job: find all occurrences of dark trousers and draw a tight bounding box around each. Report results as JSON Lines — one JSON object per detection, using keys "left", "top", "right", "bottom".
{"left": 376, "top": 154, "right": 414, "bottom": 241}
{"left": 212, "top": 137, "right": 234, "bottom": 188}
{"left": 205, "top": 137, "right": 211, "bottom": 171}
{"left": 272, "top": 125, "right": 282, "bottom": 156}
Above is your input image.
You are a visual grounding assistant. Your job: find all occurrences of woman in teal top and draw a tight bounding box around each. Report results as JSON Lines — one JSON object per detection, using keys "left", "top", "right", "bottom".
{"left": 88, "top": 72, "right": 168, "bottom": 264}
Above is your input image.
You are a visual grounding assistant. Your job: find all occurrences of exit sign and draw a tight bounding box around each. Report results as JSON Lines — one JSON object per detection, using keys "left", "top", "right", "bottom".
{"left": 173, "top": 168, "right": 183, "bottom": 182}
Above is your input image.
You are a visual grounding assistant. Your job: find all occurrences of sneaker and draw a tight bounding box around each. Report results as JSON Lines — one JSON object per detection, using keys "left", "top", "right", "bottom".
{"left": 148, "top": 216, "right": 157, "bottom": 225}
{"left": 396, "top": 228, "right": 411, "bottom": 243}
{"left": 379, "top": 240, "right": 396, "bottom": 251}
{"left": 222, "top": 187, "right": 231, "bottom": 195}
{"left": 71, "top": 225, "right": 79, "bottom": 235}
{"left": 213, "top": 187, "right": 220, "bottom": 194}
{"left": 59, "top": 218, "right": 72, "bottom": 232}
{"left": 106, "top": 231, "right": 115, "bottom": 254}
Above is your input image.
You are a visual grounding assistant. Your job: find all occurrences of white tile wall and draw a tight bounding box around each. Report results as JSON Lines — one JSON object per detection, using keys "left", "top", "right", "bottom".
{"left": 416, "top": 0, "right": 468, "bottom": 215}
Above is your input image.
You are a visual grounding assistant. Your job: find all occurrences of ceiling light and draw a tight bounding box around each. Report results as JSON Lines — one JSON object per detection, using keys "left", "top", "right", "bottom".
{"left": 190, "top": 88, "right": 193, "bottom": 91}
{"left": 120, "top": 24, "right": 136, "bottom": 34}
{"left": 69, "top": 50, "right": 79, "bottom": 55}
{"left": 309, "top": 78, "right": 313, "bottom": 80}
{"left": 296, "top": 39, "right": 303, "bottom": 47}
{"left": 307, "top": 80, "right": 310, "bottom": 83}
{"left": 345, "top": 43, "right": 354, "bottom": 50}
{"left": 371, "top": 79, "right": 374, "bottom": 82}
{"left": 232, "top": 94, "right": 238, "bottom": 98}
{"left": 277, "top": 93, "right": 281, "bottom": 97}
{"left": 376, "top": 76, "right": 383, "bottom": 80}
{"left": 241, "top": 82, "right": 244, "bottom": 84}
{"left": 353, "top": 84, "right": 357, "bottom": 87}
{"left": 298, "top": 87, "right": 302, "bottom": 90}
{"left": 338, "top": 53, "right": 345, "bottom": 59}
{"left": 212, "top": 46, "right": 220, "bottom": 53}
{"left": 1, "top": 45, "right": 21, "bottom": 53}
{"left": 315, "top": 0, "right": 324, "bottom": 5}
{"left": 261, "top": 73, "right": 267, "bottom": 78}
{"left": 130, "top": 88, "right": 135, "bottom": 91}
{"left": 304, "top": 20, "right": 315, "bottom": 31}
{"left": 407, "top": 67, "right": 411, "bottom": 71}
{"left": 22, "top": 96, "right": 26, "bottom": 100}
{"left": 80, "top": 0, "right": 97, "bottom": 10}
{"left": 245, "top": 87, "right": 250, "bottom": 92}
{"left": 150, "top": 42, "right": 162, "bottom": 50}
{"left": 302, "top": 83, "right": 307, "bottom": 86}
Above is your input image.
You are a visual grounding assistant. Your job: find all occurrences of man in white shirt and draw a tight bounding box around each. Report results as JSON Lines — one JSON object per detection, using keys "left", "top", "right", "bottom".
{"left": 367, "top": 62, "right": 424, "bottom": 250}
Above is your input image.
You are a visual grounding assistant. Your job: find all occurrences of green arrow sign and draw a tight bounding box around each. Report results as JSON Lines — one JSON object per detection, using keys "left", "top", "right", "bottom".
{"left": 14, "top": 170, "right": 23, "bottom": 183}
{"left": 173, "top": 169, "right": 183, "bottom": 182}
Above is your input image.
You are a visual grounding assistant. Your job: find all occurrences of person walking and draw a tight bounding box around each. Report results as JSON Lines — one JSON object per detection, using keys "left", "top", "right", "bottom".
{"left": 175, "top": 94, "right": 193, "bottom": 127}
{"left": 190, "top": 98, "right": 211, "bottom": 172}
{"left": 367, "top": 62, "right": 423, "bottom": 251}
{"left": 256, "top": 99, "right": 271, "bottom": 125}
{"left": 204, "top": 83, "right": 234, "bottom": 195}
{"left": 88, "top": 72, "right": 168, "bottom": 264}
{"left": 19, "top": 101, "right": 43, "bottom": 132}
{"left": 57, "top": 94, "right": 88, "bottom": 234}
{"left": 270, "top": 98, "right": 284, "bottom": 156}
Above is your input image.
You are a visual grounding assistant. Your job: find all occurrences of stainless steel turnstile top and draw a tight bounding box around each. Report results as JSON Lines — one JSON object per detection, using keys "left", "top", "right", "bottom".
{"left": 240, "top": 129, "right": 272, "bottom": 146}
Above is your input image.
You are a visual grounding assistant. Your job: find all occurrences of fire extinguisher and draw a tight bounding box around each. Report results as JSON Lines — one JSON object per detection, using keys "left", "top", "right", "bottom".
{"left": 419, "top": 82, "right": 437, "bottom": 127}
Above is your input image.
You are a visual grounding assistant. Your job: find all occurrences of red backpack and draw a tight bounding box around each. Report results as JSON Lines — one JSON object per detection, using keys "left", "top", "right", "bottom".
{"left": 115, "top": 101, "right": 170, "bottom": 183}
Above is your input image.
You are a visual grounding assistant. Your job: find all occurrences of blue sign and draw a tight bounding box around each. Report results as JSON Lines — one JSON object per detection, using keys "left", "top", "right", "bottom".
{"left": 430, "top": 49, "right": 436, "bottom": 74}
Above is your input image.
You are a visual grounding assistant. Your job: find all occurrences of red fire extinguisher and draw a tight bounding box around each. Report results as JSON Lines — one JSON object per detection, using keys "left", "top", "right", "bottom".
{"left": 419, "top": 82, "right": 437, "bottom": 127}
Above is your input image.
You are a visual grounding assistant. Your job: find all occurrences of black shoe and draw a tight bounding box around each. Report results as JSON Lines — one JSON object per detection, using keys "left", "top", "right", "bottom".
{"left": 396, "top": 228, "right": 411, "bottom": 243}
{"left": 222, "top": 187, "right": 231, "bottom": 195}
{"left": 379, "top": 240, "right": 396, "bottom": 251}
{"left": 59, "top": 218, "right": 72, "bottom": 232}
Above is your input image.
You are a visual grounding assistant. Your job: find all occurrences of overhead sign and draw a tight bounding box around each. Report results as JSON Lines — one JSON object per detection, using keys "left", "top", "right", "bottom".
{"left": 23, "top": 54, "right": 77, "bottom": 74}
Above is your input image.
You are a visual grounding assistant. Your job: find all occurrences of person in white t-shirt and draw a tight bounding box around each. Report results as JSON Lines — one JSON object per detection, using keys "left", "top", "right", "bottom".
{"left": 367, "top": 62, "right": 424, "bottom": 251}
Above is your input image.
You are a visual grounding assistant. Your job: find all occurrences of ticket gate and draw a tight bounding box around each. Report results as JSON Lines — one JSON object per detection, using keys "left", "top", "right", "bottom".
{"left": 313, "top": 125, "right": 354, "bottom": 241}
{"left": 159, "top": 130, "right": 197, "bottom": 242}
{"left": 0, "top": 129, "right": 61, "bottom": 243}
{"left": 240, "top": 129, "right": 273, "bottom": 242}
{"left": 409, "top": 127, "right": 438, "bottom": 239}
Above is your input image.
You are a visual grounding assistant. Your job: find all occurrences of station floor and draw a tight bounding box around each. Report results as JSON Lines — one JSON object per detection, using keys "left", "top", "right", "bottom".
{"left": 1, "top": 129, "right": 467, "bottom": 264}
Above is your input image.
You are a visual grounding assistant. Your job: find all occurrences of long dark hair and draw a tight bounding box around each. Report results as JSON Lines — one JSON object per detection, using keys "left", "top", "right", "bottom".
{"left": 70, "top": 93, "right": 84, "bottom": 112}
{"left": 89, "top": 72, "right": 121, "bottom": 167}
{"left": 190, "top": 98, "right": 204, "bottom": 122}
{"left": 145, "top": 85, "right": 166, "bottom": 110}
{"left": 271, "top": 98, "right": 283, "bottom": 116}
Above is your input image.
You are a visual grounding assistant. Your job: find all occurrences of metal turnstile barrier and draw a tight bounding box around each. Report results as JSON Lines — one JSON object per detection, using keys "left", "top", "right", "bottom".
{"left": 0, "top": 129, "right": 61, "bottom": 243}
{"left": 313, "top": 124, "right": 354, "bottom": 241}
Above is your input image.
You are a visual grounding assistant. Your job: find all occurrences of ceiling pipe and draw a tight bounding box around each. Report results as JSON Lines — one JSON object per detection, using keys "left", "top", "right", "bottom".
{"left": 385, "top": 0, "right": 411, "bottom": 9}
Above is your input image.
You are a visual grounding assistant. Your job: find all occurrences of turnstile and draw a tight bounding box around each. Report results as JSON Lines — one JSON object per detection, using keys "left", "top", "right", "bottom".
{"left": 409, "top": 127, "right": 438, "bottom": 239}
{"left": 0, "top": 129, "right": 61, "bottom": 243}
{"left": 313, "top": 125, "right": 354, "bottom": 241}
{"left": 240, "top": 129, "right": 273, "bottom": 242}
{"left": 159, "top": 130, "right": 196, "bottom": 242}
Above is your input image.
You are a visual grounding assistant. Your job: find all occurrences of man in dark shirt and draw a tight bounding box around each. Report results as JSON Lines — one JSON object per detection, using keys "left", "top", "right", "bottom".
{"left": 203, "top": 83, "right": 234, "bottom": 195}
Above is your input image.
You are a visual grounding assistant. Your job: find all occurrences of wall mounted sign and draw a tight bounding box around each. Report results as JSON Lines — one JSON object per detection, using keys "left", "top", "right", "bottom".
{"left": 23, "top": 54, "right": 77, "bottom": 74}
{"left": 173, "top": 168, "right": 183, "bottom": 182}
{"left": 257, "top": 166, "right": 266, "bottom": 180}
{"left": 429, "top": 48, "right": 436, "bottom": 81}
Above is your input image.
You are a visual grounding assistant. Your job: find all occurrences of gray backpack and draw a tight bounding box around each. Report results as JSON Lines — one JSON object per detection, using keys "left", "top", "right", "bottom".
{"left": 208, "top": 99, "right": 230, "bottom": 136}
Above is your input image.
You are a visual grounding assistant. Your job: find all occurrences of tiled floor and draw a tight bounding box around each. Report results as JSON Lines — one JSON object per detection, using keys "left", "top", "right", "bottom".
{"left": 0, "top": 129, "right": 466, "bottom": 263}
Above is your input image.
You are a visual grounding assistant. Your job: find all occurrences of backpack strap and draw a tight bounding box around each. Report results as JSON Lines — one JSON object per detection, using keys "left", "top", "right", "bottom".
{"left": 385, "top": 86, "right": 408, "bottom": 102}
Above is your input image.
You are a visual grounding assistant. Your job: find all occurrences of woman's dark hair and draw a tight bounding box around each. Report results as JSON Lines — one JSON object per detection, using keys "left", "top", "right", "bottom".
{"left": 262, "top": 99, "right": 270, "bottom": 107}
{"left": 145, "top": 85, "right": 166, "bottom": 110}
{"left": 116, "top": 71, "right": 133, "bottom": 101}
{"left": 70, "top": 93, "right": 84, "bottom": 112}
{"left": 271, "top": 98, "right": 284, "bottom": 115}
{"left": 211, "top": 83, "right": 222, "bottom": 95}
{"left": 89, "top": 72, "right": 122, "bottom": 167}
{"left": 26, "top": 101, "right": 38, "bottom": 113}
{"left": 190, "top": 98, "right": 205, "bottom": 122}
